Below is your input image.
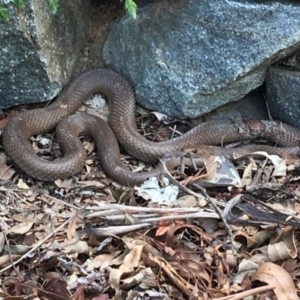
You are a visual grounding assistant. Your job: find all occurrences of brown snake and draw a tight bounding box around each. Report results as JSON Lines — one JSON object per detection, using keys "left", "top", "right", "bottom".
{"left": 2, "top": 68, "right": 300, "bottom": 186}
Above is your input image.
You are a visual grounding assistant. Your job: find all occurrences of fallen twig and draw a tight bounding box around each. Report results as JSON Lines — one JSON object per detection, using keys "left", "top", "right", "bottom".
{"left": 213, "top": 284, "right": 276, "bottom": 300}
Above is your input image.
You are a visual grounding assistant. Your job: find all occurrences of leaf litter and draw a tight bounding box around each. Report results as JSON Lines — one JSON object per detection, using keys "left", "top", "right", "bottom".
{"left": 0, "top": 98, "right": 299, "bottom": 299}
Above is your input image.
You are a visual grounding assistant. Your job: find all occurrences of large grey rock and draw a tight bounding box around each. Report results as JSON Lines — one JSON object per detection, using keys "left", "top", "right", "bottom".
{"left": 203, "top": 90, "right": 268, "bottom": 122}
{"left": 103, "top": 0, "right": 300, "bottom": 118}
{"left": 0, "top": 0, "right": 93, "bottom": 108}
{"left": 266, "top": 65, "right": 300, "bottom": 129}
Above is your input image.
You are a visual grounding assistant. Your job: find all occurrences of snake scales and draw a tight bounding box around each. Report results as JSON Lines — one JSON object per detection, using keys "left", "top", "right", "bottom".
{"left": 2, "top": 68, "right": 300, "bottom": 186}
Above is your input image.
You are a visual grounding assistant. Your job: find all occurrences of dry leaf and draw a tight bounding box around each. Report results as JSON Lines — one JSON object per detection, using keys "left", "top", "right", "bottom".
{"left": 40, "top": 278, "right": 69, "bottom": 300}
{"left": 0, "top": 153, "right": 15, "bottom": 180}
{"left": 16, "top": 179, "right": 30, "bottom": 190}
{"left": 4, "top": 244, "right": 32, "bottom": 255}
{"left": 86, "top": 254, "right": 115, "bottom": 272}
{"left": 176, "top": 195, "right": 197, "bottom": 207}
{"left": 78, "top": 180, "right": 105, "bottom": 188}
{"left": 0, "top": 254, "right": 21, "bottom": 267}
{"left": 61, "top": 240, "right": 89, "bottom": 255}
{"left": 67, "top": 215, "right": 79, "bottom": 240}
{"left": 135, "top": 177, "right": 178, "bottom": 204}
{"left": 251, "top": 151, "right": 287, "bottom": 177}
{"left": 109, "top": 245, "right": 145, "bottom": 291}
{"left": 196, "top": 155, "right": 241, "bottom": 187}
{"left": 252, "top": 262, "right": 297, "bottom": 300}
{"left": 233, "top": 259, "right": 258, "bottom": 284}
{"left": 55, "top": 178, "right": 74, "bottom": 189}
{"left": 268, "top": 226, "right": 297, "bottom": 260}
{"left": 7, "top": 222, "right": 34, "bottom": 234}
{"left": 241, "top": 158, "right": 257, "bottom": 186}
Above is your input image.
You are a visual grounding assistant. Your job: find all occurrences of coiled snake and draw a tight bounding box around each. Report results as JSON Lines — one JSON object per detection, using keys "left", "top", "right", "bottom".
{"left": 2, "top": 68, "right": 300, "bottom": 185}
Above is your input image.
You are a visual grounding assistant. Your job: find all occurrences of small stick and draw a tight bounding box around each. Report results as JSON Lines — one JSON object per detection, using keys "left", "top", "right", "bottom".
{"left": 213, "top": 284, "right": 276, "bottom": 300}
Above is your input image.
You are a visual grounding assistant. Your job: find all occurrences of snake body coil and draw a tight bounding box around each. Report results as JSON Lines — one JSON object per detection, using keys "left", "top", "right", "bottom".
{"left": 2, "top": 68, "right": 300, "bottom": 185}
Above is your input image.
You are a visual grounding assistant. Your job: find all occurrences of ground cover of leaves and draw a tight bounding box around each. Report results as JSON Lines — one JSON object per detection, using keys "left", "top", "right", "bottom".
{"left": 0, "top": 100, "right": 299, "bottom": 300}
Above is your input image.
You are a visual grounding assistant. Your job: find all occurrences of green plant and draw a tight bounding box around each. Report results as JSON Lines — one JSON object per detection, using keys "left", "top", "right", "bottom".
{"left": 0, "top": 0, "right": 137, "bottom": 22}
{"left": 0, "top": 0, "right": 58, "bottom": 21}
{"left": 123, "top": 0, "right": 137, "bottom": 19}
